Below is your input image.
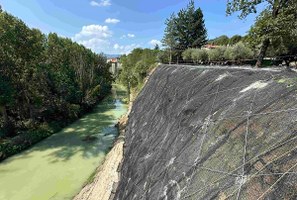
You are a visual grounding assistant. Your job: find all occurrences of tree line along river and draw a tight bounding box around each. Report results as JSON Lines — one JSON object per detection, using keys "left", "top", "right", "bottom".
{"left": 0, "top": 85, "right": 128, "bottom": 200}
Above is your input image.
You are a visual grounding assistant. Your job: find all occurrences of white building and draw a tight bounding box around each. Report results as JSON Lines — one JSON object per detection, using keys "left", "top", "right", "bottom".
{"left": 107, "top": 58, "right": 122, "bottom": 76}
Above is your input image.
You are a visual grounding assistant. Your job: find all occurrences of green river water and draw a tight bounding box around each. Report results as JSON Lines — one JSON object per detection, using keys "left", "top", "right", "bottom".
{"left": 0, "top": 85, "right": 128, "bottom": 200}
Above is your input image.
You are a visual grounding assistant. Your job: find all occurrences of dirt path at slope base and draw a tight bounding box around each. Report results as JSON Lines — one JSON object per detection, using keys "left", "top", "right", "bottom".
{"left": 73, "top": 140, "right": 124, "bottom": 200}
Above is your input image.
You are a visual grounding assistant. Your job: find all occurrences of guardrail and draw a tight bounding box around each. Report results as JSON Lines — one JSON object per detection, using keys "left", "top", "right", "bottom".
{"left": 162, "top": 55, "right": 297, "bottom": 67}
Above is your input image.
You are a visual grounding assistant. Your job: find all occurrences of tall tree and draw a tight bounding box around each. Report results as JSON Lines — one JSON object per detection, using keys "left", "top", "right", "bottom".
{"left": 188, "top": 3, "right": 207, "bottom": 48}
{"left": 175, "top": 0, "right": 207, "bottom": 49}
{"left": 162, "top": 13, "right": 178, "bottom": 64}
{"left": 227, "top": 0, "right": 297, "bottom": 67}
{"left": 247, "top": 7, "right": 297, "bottom": 58}
{"left": 162, "top": 0, "right": 207, "bottom": 62}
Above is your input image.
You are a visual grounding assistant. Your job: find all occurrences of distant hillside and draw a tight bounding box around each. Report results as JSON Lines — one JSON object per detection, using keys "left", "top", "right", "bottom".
{"left": 105, "top": 54, "right": 121, "bottom": 59}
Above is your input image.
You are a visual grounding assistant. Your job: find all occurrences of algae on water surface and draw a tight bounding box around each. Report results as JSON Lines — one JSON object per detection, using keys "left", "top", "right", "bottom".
{"left": 0, "top": 86, "right": 128, "bottom": 200}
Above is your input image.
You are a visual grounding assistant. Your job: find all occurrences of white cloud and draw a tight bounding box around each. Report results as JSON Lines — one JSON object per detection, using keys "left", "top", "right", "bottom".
{"left": 149, "top": 39, "right": 162, "bottom": 47}
{"left": 105, "top": 18, "right": 120, "bottom": 24}
{"left": 72, "top": 25, "right": 139, "bottom": 54}
{"left": 72, "top": 24, "right": 112, "bottom": 53}
{"left": 90, "top": 0, "right": 111, "bottom": 7}
{"left": 113, "top": 43, "right": 140, "bottom": 54}
{"left": 73, "top": 25, "right": 112, "bottom": 40}
{"left": 79, "top": 38, "right": 111, "bottom": 52}
{"left": 113, "top": 43, "right": 122, "bottom": 50}
{"left": 90, "top": 1, "right": 99, "bottom": 6}
{"left": 121, "top": 33, "right": 135, "bottom": 39}
{"left": 127, "top": 34, "right": 135, "bottom": 38}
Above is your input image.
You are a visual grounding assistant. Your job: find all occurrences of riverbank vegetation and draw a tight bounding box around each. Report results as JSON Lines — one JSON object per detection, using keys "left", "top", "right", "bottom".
{"left": 0, "top": 10, "right": 113, "bottom": 160}
{"left": 118, "top": 48, "right": 159, "bottom": 100}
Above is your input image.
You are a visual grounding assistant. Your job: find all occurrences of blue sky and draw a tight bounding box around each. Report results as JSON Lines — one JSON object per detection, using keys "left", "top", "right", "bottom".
{"left": 0, "top": 0, "right": 261, "bottom": 54}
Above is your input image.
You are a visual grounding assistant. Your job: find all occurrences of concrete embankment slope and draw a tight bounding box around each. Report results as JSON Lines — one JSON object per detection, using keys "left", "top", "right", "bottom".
{"left": 115, "top": 65, "right": 297, "bottom": 200}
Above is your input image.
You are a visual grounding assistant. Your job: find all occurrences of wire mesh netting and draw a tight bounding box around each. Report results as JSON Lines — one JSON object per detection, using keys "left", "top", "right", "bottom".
{"left": 115, "top": 65, "right": 297, "bottom": 200}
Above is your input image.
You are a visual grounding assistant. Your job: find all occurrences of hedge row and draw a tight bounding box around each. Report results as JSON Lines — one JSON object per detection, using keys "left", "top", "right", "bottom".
{"left": 182, "top": 42, "right": 254, "bottom": 63}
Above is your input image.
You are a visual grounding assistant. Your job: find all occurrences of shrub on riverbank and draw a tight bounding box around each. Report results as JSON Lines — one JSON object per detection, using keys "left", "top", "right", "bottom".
{"left": 0, "top": 123, "right": 54, "bottom": 161}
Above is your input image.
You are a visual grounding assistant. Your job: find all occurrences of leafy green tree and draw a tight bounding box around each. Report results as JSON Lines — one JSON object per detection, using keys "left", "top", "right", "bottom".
{"left": 157, "top": 49, "right": 179, "bottom": 64}
{"left": 176, "top": 0, "right": 207, "bottom": 49}
{"left": 162, "top": 0, "right": 207, "bottom": 62}
{"left": 229, "top": 35, "right": 242, "bottom": 45}
{"left": 0, "top": 76, "right": 14, "bottom": 127}
{"left": 118, "top": 48, "right": 158, "bottom": 97}
{"left": 162, "top": 14, "right": 177, "bottom": 64}
{"left": 223, "top": 42, "right": 253, "bottom": 60}
{"left": 231, "top": 42, "right": 254, "bottom": 60}
{"left": 209, "top": 35, "right": 230, "bottom": 46}
{"left": 191, "top": 49, "right": 208, "bottom": 64}
{"left": 0, "top": 10, "right": 112, "bottom": 139}
{"left": 182, "top": 49, "right": 195, "bottom": 62}
{"left": 247, "top": 6, "right": 297, "bottom": 59}
{"left": 208, "top": 46, "right": 227, "bottom": 61}
{"left": 182, "top": 42, "right": 253, "bottom": 62}
{"left": 227, "top": 0, "right": 297, "bottom": 67}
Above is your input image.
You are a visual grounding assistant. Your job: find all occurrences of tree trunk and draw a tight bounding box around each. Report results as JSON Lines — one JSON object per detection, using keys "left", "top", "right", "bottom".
{"left": 0, "top": 105, "right": 9, "bottom": 126}
{"left": 255, "top": 1, "right": 280, "bottom": 68}
{"left": 284, "top": 58, "right": 292, "bottom": 71}
{"left": 24, "top": 91, "right": 35, "bottom": 121}
{"left": 29, "top": 104, "right": 35, "bottom": 121}
{"left": 169, "top": 48, "right": 172, "bottom": 65}
{"left": 255, "top": 38, "right": 270, "bottom": 68}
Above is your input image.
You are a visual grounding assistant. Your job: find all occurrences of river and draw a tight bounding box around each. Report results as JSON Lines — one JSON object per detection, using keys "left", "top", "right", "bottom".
{"left": 0, "top": 85, "right": 128, "bottom": 200}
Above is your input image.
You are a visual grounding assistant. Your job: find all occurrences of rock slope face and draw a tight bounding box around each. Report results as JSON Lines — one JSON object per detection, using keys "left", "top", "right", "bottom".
{"left": 115, "top": 65, "right": 297, "bottom": 200}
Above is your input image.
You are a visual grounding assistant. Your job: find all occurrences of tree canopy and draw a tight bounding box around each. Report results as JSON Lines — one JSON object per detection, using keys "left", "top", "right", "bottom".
{"left": 0, "top": 11, "right": 112, "bottom": 138}
{"left": 118, "top": 48, "right": 159, "bottom": 97}
{"left": 209, "top": 35, "right": 230, "bottom": 46}
{"left": 208, "top": 35, "right": 244, "bottom": 46}
{"left": 227, "top": 0, "right": 297, "bottom": 67}
{"left": 162, "top": 0, "right": 207, "bottom": 63}
{"left": 247, "top": 3, "right": 297, "bottom": 56}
